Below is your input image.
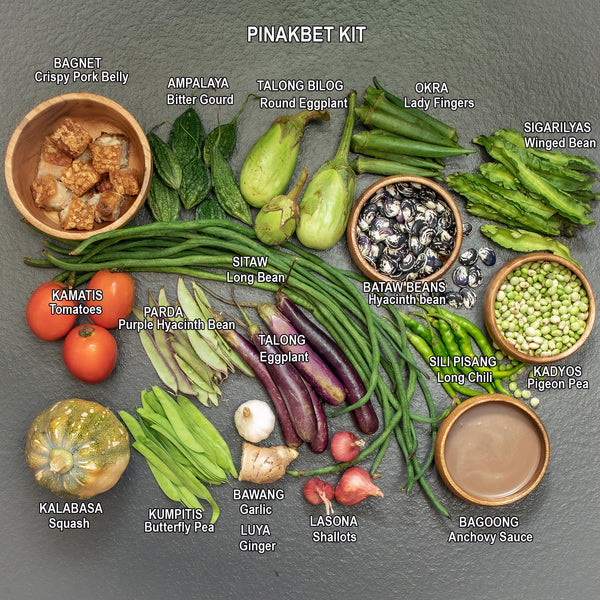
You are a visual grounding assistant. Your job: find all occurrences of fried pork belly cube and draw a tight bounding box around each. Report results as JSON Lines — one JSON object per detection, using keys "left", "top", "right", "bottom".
{"left": 36, "top": 137, "right": 72, "bottom": 179}
{"left": 59, "top": 196, "right": 96, "bottom": 230}
{"left": 78, "top": 146, "right": 93, "bottom": 164}
{"left": 60, "top": 159, "right": 100, "bottom": 195}
{"left": 109, "top": 168, "right": 139, "bottom": 195}
{"left": 90, "top": 132, "right": 130, "bottom": 172}
{"left": 95, "top": 174, "right": 113, "bottom": 193}
{"left": 91, "top": 191, "right": 125, "bottom": 222}
{"left": 31, "top": 174, "right": 73, "bottom": 211}
{"left": 90, "top": 143, "right": 120, "bottom": 174}
{"left": 50, "top": 118, "right": 92, "bottom": 158}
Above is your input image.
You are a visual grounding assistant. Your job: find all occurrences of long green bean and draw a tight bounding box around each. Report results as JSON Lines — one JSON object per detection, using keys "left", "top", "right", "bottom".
{"left": 27, "top": 219, "right": 452, "bottom": 516}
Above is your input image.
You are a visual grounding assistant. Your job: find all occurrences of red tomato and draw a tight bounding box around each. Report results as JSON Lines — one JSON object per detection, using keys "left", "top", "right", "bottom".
{"left": 86, "top": 270, "right": 135, "bottom": 329}
{"left": 62, "top": 324, "right": 118, "bottom": 383}
{"left": 26, "top": 281, "right": 78, "bottom": 341}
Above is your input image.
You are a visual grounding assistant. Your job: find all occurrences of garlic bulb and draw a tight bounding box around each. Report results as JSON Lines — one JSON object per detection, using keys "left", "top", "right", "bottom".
{"left": 234, "top": 400, "right": 276, "bottom": 443}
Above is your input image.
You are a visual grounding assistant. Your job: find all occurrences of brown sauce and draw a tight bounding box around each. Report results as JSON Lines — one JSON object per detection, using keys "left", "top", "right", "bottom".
{"left": 444, "top": 402, "right": 543, "bottom": 499}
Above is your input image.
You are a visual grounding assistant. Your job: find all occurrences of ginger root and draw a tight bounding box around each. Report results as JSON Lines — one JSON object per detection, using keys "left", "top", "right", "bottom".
{"left": 238, "top": 442, "right": 299, "bottom": 484}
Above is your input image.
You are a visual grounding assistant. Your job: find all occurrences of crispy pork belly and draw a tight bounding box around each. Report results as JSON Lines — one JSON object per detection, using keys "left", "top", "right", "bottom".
{"left": 31, "top": 174, "right": 73, "bottom": 211}
{"left": 78, "top": 146, "right": 93, "bottom": 164}
{"left": 36, "top": 137, "right": 72, "bottom": 179}
{"left": 91, "top": 132, "right": 130, "bottom": 171}
{"left": 95, "top": 174, "right": 113, "bottom": 193}
{"left": 109, "top": 168, "right": 139, "bottom": 196}
{"left": 91, "top": 191, "right": 125, "bottom": 222}
{"left": 90, "top": 144, "right": 121, "bottom": 174}
{"left": 59, "top": 196, "right": 96, "bottom": 230}
{"left": 60, "top": 159, "right": 100, "bottom": 195}
{"left": 50, "top": 118, "right": 92, "bottom": 158}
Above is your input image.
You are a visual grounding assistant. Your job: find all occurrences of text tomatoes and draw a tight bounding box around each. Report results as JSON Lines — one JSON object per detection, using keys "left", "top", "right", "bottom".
{"left": 86, "top": 270, "right": 135, "bottom": 329}
{"left": 62, "top": 324, "right": 118, "bottom": 383}
{"left": 26, "top": 281, "right": 77, "bottom": 341}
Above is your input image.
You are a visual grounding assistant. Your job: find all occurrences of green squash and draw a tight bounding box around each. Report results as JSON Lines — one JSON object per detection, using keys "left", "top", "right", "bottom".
{"left": 25, "top": 398, "right": 130, "bottom": 499}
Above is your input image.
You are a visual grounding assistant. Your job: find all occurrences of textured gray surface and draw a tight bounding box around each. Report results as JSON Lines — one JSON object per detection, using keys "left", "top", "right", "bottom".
{"left": 1, "top": 1, "right": 599, "bottom": 599}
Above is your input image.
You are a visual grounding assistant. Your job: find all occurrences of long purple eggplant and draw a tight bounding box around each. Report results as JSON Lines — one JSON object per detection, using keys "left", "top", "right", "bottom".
{"left": 249, "top": 324, "right": 318, "bottom": 443}
{"left": 302, "top": 378, "right": 328, "bottom": 454}
{"left": 257, "top": 303, "right": 346, "bottom": 406}
{"left": 219, "top": 328, "right": 302, "bottom": 448}
{"left": 275, "top": 292, "right": 379, "bottom": 435}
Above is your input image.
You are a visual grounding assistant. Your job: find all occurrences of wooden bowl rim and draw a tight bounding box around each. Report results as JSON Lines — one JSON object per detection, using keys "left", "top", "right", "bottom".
{"left": 5, "top": 92, "right": 152, "bottom": 241}
{"left": 434, "top": 393, "right": 550, "bottom": 506}
{"left": 346, "top": 175, "right": 462, "bottom": 283}
{"left": 483, "top": 252, "right": 596, "bottom": 364}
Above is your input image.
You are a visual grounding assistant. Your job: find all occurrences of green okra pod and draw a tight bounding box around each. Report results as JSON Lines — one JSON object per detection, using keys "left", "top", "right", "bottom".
{"left": 350, "top": 156, "right": 441, "bottom": 178}
{"left": 349, "top": 139, "right": 444, "bottom": 169}
{"left": 352, "top": 129, "right": 475, "bottom": 158}
{"left": 372, "top": 76, "right": 458, "bottom": 142}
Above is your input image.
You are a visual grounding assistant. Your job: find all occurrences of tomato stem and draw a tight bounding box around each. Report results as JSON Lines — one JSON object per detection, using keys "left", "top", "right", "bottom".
{"left": 78, "top": 324, "right": 96, "bottom": 338}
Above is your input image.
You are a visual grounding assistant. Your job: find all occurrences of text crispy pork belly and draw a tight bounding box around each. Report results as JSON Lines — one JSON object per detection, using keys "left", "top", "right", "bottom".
{"left": 31, "top": 174, "right": 73, "bottom": 211}
{"left": 50, "top": 117, "right": 92, "bottom": 158}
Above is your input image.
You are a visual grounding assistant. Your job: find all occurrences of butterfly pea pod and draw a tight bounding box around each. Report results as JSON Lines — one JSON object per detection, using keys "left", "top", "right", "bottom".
{"left": 151, "top": 387, "right": 208, "bottom": 455}
{"left": 147, "top": 462, "right": 183, "bottom": 503}
{"left": 176, "top": 394, "right": 238, "bottom": 477}
{"left": 132, "top": 439, "right": 219, "bottom": 523}
{"left": 141, "top": 389, "right": 165, "bottom": 416}
{"left": 137, "top": 409, "right": 227, "bottom": 484}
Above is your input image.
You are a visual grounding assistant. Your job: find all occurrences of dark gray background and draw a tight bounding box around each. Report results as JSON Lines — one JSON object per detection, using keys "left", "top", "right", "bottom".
{"left": 1, "top": 1, "right": 599, "bottom": 599}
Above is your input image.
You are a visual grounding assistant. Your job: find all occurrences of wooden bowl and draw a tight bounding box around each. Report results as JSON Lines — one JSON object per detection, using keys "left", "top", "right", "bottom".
{"left": 347, "top": 175, "right": 462, "bottom": 283}
{"left": 434, "top": 394, "right": 549, "bottom": 506}
{"left": 5, "top": 93, "right": 152, "bottom": 240}
{"left": 483, "top": 253, "right": 595, "bottom": 364}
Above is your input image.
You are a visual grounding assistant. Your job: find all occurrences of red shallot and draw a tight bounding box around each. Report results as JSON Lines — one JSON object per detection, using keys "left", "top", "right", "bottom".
{"left": 330, "top": 430, "right": 365, "bottom": 462}
{"left": 335, "top": 467, "right": 384, "bottom": 506}
{"left": 303, "top": 478, "right": 335, "bottom": 515}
